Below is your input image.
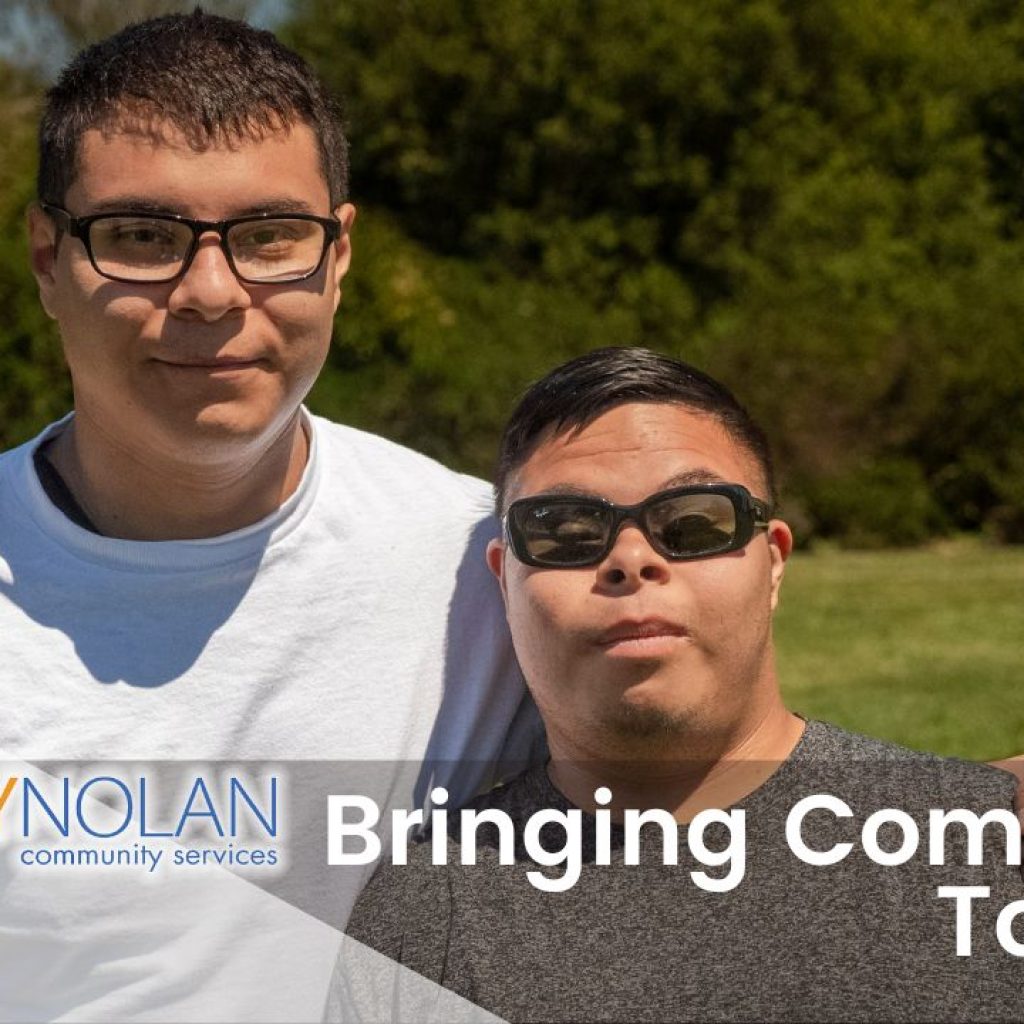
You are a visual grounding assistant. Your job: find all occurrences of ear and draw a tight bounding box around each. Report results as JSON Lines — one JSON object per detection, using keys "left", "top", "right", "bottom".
{"left": 27, "top": 203, "right": 61, "bottom": 319}
{"left": 486, "top": 537, "right": 510, "bottom": 608}
{"left": 330, "top": 203, "right": 357, "bottom": 310}
{"left": 767, "top": 519, "right": 793, "bottom": 612}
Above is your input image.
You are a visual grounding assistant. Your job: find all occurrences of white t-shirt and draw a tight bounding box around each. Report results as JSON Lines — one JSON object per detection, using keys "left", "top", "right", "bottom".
{"left": 0, "top": 411, "right": 542, "bottom": 1022}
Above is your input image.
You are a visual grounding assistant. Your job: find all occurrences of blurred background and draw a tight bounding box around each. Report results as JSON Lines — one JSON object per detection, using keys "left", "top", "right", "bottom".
{"left": 1, "top": 0, "right": 1022, "bottom": 757}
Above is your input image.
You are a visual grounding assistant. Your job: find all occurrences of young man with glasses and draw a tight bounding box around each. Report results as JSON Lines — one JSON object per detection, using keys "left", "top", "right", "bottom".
{"left": 0, "top": 11, "right": 539, "bottom": 1022}
{"left": 336, "top": 348, "right": 1023, "bottom": 1023}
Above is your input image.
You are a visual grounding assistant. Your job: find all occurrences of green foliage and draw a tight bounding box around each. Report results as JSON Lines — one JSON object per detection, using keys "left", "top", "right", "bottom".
{"left": 309, "top": 210, "right": 700, "bottom": 473}
{"left": 802, "top": 458, "right": 947, "bottom": 549}
{"left": 0, "top": 65, "right": 70, "bottom": 451}
{"left": 286, "top": 0, "right": 1024, "bottom": 542}
{"left": 2, "top": 1, "right": 1024, "bottom": 547}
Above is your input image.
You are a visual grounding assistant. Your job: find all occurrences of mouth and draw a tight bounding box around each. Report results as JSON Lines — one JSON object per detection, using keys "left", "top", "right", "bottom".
{"left": 153, "top": 356, "right": 266, "bottom": 372}
{"left": 596, "top": 618, "right": 690, "bottom": 655}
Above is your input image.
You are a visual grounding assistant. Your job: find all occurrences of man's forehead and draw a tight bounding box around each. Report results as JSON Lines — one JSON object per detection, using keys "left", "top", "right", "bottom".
{"left": 67, "top": 119, "right": 330, "bottom": 215}
{"left": 74, "top": 117, "right": 315, "bottom": 164}
{"left": 530, "top": 403, "right": 745, "bottom": 465}
{"left": 509, "top": 402, "right": 768, "bottom": 502}
{"left": 83, "top": 104, "right": 301, "bottom": 155}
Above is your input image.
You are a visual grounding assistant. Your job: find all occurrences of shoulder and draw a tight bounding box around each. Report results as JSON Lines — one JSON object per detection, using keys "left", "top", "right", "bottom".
{"left": 365, "top": 769, "right": 554, "bottom": 877}
{"left": 0, "top": 425, "right": 50, "bottom": 476}
{"left": 348, "top": 846, "right": 451, "bottom": 926}
{"left": 0, "top": 420, "right": 65, "bottom": 525}
{"left": 795, "top": 720, "right": 1017, "bottom": 811}
{"left": 308, "top": 413, "right": 493, "bottom": 515}
{"left": 341, "top": 848, "right": 459, "bottom": 1004}
{"left": 345, "top": 842, "right": 456, "bottom": 977}
{"left": 461, "top": 766, "right": 557, "bottom": 821}
{"left": 0, "top": 443, "right": 23, "bottom": 497}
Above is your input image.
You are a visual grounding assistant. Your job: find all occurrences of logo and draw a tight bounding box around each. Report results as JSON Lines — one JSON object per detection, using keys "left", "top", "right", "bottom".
{"left": 1, "top": 769, "right": 281, "bottom": 873}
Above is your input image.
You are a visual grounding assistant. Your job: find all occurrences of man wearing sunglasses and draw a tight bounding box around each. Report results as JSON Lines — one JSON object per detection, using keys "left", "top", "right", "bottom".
{"left": 0, "top": 11, "right": 540, "bottom": 1023}
{"left": 338, "top": 348, "right": 1022, "bottom": 1023}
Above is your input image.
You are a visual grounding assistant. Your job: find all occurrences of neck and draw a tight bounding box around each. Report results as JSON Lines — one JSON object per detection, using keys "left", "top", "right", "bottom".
{"left": 547, "top": 699, "right": 805, "bottom": 823}
{"left": 47, "top": 411, "right": 309, "bottom": 540}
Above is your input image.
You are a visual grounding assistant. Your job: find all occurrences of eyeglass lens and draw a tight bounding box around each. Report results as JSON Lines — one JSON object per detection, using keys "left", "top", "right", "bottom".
{"left": 514, "top": 492, "right": 739, "bottom": 565}
{"left": 87, "top": 216, "right": 329, "bottom": 282}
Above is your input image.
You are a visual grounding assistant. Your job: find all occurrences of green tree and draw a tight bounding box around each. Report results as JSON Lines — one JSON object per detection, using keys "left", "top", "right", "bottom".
{"left": 2, "top": 0, "right": 1024, "bottom": 544}
{"left": 0, "top": 61, "right": 69, "bottom": 451}
{"left": 288, "top": 0, "right": 1024, "bottom": 542}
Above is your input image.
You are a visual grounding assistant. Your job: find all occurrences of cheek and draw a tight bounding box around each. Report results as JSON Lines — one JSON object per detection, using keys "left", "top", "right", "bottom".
{"left": 264, "top": 294, "right": 333, "bottom": 363}
{"left": 55, "top": 260, "right": 156, "bottom": 327}
{"left": 504, "top": 572, "right": 586, "bottom": 673}
{"left": 57, "top": 291, "right": 156, "bottom": 373}
{"left": 690, "top": 559, "right": 775, "bottom": 651}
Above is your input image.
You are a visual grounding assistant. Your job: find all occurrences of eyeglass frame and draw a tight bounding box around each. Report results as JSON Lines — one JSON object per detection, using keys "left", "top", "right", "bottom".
{"left": 503, "top": 482, "right": 774, "bottom": 568}
{"left": 40, "top": 203, "right": 343, "bottom": 285}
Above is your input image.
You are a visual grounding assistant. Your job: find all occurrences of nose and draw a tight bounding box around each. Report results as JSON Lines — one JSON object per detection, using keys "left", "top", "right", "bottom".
{"left": 167, "top": 235, "right": 251, "bottom": 321}
{"left": 597, "top": 523, "right": 671, "bottom": 590}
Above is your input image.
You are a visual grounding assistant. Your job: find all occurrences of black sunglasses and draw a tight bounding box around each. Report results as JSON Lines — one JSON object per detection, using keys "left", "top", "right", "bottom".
{"left": 504, "top": 483, "right": 773, "bottom": 568}
{"left": 42, "top": 204, "right": 342, "bottom": 285}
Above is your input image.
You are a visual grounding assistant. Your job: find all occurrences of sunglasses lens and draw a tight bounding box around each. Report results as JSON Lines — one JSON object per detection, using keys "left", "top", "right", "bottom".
{"left": 512, "top": 502, "right": 611, "bottom": 566}
{"left": 646, "top": 492, "right": 738, "bottom": 557}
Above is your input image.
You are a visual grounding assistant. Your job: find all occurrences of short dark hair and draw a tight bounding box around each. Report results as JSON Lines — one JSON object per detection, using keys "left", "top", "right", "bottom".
{"left": 38, "top": 9, "right": 348, "bottom": 207}
{"left": 494, "top": 347, "right": 776, "bottom": 514}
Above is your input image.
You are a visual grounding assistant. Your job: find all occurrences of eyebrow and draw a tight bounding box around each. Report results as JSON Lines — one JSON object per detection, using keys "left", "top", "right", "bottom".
{"left": 658, "top": 469, "right": 729, "bottom": 489}
{"left": 82, "top": 196, "right": 324, "bottom": 217}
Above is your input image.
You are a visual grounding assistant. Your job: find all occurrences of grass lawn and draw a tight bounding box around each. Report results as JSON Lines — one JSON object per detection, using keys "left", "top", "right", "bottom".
{"left": 774, "top": 539, "right": 1024, "bottom": 761}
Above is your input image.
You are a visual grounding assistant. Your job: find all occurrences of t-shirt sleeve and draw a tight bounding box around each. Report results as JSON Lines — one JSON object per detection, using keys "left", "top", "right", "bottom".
{"left": 346, "top": 855, "right": 454, "bottom": 975}
{"left": 325, "top": 851, "right": 477, "bottom": 1024}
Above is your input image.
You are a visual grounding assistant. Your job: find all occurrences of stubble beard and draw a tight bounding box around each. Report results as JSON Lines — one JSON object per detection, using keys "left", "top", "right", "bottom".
{"left": 607, "top": 699, "right": 697, "bottom": 741}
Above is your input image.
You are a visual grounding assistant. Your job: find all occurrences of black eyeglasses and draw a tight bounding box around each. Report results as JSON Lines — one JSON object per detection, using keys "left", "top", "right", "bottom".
{"left": 42, "top": 204, "right": 342, "bottom": 285}
{"left": 504, "top": 484, "right": 773, "bottom": 568}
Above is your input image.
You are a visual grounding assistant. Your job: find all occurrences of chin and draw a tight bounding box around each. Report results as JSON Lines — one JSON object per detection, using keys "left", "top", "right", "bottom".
{"left": 602, "top": 668, "right": 719, "bottom": 739}
{"left": 191, "top": 403, "right": 272, "bottom": 434}
{"left": 605, "top": 693, "right": 696, "bottom": 741}
{"left": 150, "top": 402, "right": 290, "bottom": 458}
